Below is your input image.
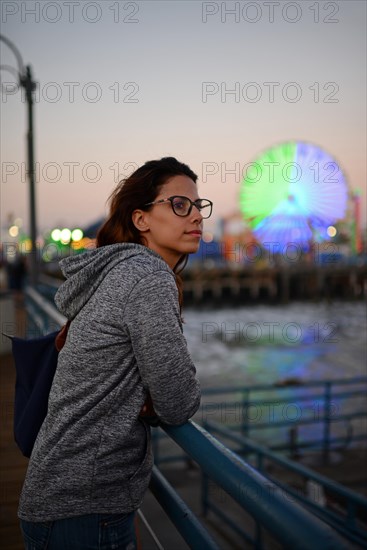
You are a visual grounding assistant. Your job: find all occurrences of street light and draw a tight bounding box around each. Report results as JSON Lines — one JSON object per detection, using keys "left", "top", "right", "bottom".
{"left": 0, "top": 34, "right": 38, "bottom": 285}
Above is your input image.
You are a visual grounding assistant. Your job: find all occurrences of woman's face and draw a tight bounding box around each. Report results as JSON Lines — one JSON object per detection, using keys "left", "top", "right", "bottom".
{"left": 133, "top": 175, "right": 204, "bottom": 268}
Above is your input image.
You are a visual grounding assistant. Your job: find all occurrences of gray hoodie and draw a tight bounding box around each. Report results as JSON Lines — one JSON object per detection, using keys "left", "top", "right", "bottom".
{"left": 18, "top": 243, "right": 201, "bottom": 522}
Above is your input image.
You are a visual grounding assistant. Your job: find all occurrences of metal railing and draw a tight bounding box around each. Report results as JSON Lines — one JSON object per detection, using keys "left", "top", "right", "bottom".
{"left": 162, "top": 421, "right": 346, "bottom": 549}
{"left": 149, "top": 465, "right": 220, "bottom": 549}
{"left": 205, "top": 420, "right": 367, "bottom": 548}
{"left": 25, "top": 286, "right": 66, "bottom": 335}
{"left": 201, "top": 379, "right": 367, "bottom": 461}
{"left": 153, "top": 378, "right": 367, "bottom": 467}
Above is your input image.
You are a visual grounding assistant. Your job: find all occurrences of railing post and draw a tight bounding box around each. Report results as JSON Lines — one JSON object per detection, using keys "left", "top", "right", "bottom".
{"left": 289, "top": 425, "right": 300, "bottom": 459}
{"left": 201, "top": 472, "right": 209, "bottom": 517}
{"left": 323, "top": 382, "right": 332, "bottom": 465}
{"left": 152, "top": 429, "right": 160, "bottom": 465}
{"left": 257, "top": 451, "right": 264, "bottom": 472}
{"left": 255, "top": 520, "right": 263, "bottom": 550}
{"left": 241, "top": 389, "right": 250, "bottom": 439}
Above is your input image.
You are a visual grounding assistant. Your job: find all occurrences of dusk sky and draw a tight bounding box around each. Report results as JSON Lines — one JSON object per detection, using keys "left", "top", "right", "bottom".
{"left": 1, "top": 0, "right": 366, "bottom": 237}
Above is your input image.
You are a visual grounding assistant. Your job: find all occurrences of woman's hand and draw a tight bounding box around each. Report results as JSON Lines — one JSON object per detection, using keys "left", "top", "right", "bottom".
{"left": 139, "top": 393, "right": 159, "bottom": 426}
{"left": 139, "top": 393, "right": 156, "bottom": 416}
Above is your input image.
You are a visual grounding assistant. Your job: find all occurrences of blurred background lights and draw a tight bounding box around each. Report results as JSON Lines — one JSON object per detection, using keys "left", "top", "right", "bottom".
{"left": 71, "top": 228, "right": 84, "bottom": 241}
{"left": 23, "top": 239, "right": 32, "bottom": 252}
{"left": 60, "top": 228, "right": 72, "bottom": 244}
{"left": 202, "top": 232, "right": 214, "bottom": 243}
{"left": 14, "top": 217, "right": 23, "bottom": 227}
{"left": 9, "top": 225, "right": 19, "bottom": 237}
{"left": 51, "top": 229, "right": 61, "bottom": 241}
{"left": 240, "top": 141, "right": 348, "bottom": 249}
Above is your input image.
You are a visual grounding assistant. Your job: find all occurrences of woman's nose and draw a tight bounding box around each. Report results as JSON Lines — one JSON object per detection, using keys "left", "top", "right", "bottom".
{"left": 191, "top": 205, "right": 204, "bottom": 223}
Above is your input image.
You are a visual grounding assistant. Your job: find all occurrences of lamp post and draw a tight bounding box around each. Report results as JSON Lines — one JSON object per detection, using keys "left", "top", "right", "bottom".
{"left": 0, "top": 34, "right": 38, "bottom": 286}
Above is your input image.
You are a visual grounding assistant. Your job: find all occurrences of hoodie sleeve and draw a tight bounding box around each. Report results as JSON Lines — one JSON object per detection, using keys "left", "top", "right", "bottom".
{"left": 123, "top": 270, "right": 201, "bottom": 425}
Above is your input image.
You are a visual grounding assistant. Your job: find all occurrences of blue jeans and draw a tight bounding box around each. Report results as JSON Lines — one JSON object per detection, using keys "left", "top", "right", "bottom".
{"left": 20, "top": 512, "right": 137, "bottom": 550}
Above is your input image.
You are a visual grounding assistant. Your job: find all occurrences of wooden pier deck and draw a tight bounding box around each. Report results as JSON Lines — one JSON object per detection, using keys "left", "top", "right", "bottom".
{"left": 0, "top": 352, "right": 28, "bottom": 550}
{"left": 1, "top": 296, "right": 27, "bottom": 549}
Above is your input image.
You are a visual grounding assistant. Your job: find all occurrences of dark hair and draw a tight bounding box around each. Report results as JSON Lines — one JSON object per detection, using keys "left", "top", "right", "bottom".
{"left": 96, "top": 157, "right": 198, "bottom": 308}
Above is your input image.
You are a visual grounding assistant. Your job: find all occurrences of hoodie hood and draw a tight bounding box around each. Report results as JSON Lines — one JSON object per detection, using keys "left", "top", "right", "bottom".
{"left": 54, "top": 243, "right": 170, "bottom": 320}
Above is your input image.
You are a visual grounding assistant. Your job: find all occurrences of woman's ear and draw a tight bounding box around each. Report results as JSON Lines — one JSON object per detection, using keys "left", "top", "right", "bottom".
{"left": 132, "top": 209, "right": 150, "bottom": 232}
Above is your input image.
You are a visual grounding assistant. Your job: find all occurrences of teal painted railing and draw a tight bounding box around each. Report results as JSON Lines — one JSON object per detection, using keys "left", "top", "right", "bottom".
{"left": 25, "top": 286, "right": 66, "bottom": 334}
{"left": 205, "top": 420, "right": 367, "bottom": 548}
{"left": 161, "top": 421, "right": 346, "bottom": 549}
{"left": 149, "top": 465, "right": 220, "bottom": 549}
{"left": 200, "top": 379, "right": 367, "bottom": 460}
{"left": 153, "top": 377, "right": 367, "bottom": 467}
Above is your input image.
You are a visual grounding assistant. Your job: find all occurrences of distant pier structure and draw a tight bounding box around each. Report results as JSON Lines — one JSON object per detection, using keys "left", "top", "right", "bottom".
{"left": 182, "top": 264, "right": 367, "bottom": 305}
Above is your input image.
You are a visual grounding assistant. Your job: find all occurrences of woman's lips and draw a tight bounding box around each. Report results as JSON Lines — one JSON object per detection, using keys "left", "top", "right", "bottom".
{"left": 186, "top": 231, "right": 202, "bottom": 237}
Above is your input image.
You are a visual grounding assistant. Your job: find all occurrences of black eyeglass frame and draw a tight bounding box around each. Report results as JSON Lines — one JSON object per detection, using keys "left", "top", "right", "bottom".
{"left": 144, "top": 195, "right": 213, "bottom": 219}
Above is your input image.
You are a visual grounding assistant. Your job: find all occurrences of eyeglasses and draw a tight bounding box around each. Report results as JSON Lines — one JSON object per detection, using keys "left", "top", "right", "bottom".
{"left": 144, "top": 196, "right": 213, "bottom": 219}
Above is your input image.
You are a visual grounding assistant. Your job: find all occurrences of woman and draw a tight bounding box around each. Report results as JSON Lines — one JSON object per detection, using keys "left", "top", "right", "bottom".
{"left": 18, "top": 157, "right": 213, "bottom": 549}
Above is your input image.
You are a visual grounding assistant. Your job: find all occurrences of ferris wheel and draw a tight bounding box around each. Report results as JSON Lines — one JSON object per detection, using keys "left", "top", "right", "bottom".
{"left": 239, "top": 141, "right": 349, "bottom": 249}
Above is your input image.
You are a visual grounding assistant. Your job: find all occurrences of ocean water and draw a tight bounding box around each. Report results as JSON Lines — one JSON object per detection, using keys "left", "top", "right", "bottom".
{"left": 183, "top": 301, "right": 366, "bottom": 448}
{"left": 182, "top": 301, "right": 367, "bottom": 388}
